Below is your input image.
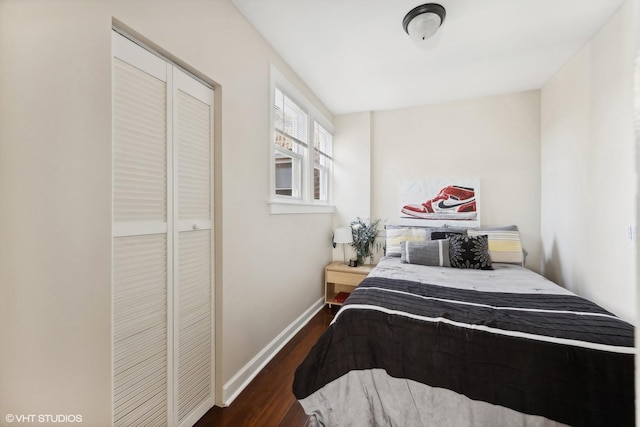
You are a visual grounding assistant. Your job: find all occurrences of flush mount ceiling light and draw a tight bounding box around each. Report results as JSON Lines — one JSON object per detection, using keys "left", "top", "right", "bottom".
{"left": 403, "top": 3, "right": 446, "bottom": 44}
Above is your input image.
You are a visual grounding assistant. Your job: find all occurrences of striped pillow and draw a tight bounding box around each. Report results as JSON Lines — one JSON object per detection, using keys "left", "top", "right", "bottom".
{"left": 468, "top": 228, "right": 524, "bottom": 265}
{"left": 401, "top": 240, "right": 451, "bottom": 267}
{"left": 385, "top": 227, "right": 430, "bottom": 257}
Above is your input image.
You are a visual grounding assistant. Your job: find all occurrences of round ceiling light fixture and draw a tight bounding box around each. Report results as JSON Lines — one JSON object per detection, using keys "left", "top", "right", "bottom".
{"left": 403, "top": 3, "right": 446, "bottom": 44}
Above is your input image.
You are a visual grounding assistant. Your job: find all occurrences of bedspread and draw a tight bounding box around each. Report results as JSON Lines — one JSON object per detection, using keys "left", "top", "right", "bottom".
{"left": 293, "top": 260, "right": 634, "bottom": 427}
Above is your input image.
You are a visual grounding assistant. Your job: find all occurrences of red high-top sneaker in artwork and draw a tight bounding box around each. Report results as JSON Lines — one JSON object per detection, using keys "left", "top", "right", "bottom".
{"left": 402, "top": 185, "right": 477, "bottom": 220}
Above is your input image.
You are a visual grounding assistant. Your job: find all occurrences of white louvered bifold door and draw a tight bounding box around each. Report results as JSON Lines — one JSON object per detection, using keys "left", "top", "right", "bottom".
{"left": 173, "top": 69, "right": 214, "bottom": 427}
{"left": 112, "top": 33, "right": 171, "bottom": 427}
{"left": 112, "top": 31, "right": 214, "bottom": 427}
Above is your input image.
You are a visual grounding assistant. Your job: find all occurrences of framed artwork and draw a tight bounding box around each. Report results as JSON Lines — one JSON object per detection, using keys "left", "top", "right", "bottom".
{"left": 399, "top": 178, "right": 481, "bottom": 227}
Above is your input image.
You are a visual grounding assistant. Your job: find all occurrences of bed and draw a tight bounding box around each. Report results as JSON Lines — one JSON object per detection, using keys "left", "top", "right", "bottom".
{"left": 293, "top": 232, "right": 635, "bottom": 427}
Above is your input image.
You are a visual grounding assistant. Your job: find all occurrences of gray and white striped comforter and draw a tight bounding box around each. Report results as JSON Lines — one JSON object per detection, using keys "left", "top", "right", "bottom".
{"left": 293, "top": 258, "right": 634, "bottom": 427}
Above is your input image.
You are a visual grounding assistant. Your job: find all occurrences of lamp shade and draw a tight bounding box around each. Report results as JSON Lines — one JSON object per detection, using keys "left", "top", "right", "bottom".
{"left": 333, "top": 227, "right": 353, "bottom": 244}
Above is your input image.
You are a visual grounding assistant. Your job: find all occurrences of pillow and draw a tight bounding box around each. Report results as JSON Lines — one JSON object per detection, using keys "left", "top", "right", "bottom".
{"left": 431, "top": 230, "right": 465, "bottom": 240}
{"left": 385, "top": 226, "right": 430, "bottom": 257}
{"left": 440, "top": 225, "right": 470, "bottom": 234}
{"left": 467, "top": 227, "right": 524, "bottom": 266}
{"left": 401, "top": 240, "right": 451, "bottom": 267}
{"left": 448, "top": 234, "right": 493, "bottom": 270}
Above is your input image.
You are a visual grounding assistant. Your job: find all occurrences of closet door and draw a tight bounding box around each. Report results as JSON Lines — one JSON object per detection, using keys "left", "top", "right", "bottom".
{"left": 112, "top": 31, "right": 214, "bottom": 427}
{"left": 112, "top": 35, "right": 170, "bottom": 427}
{"left": 173, "top": 69, "right": 214, "bottom": 426}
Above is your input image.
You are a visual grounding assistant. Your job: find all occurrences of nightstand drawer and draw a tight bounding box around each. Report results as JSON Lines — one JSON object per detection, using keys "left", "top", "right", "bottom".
{"left": 326, "top": 270, "right": 367, "bottom": 287}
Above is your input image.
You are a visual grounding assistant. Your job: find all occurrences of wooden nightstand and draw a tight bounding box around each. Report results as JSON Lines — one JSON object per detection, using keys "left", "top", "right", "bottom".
{"left": 325, "top": 261, "right": 374, "bottom": 307}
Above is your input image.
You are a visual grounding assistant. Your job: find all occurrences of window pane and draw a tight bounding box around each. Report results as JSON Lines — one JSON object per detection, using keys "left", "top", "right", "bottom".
{"left": 314, "top": 122, "right": 332, "bottom": 157}
{"left": 274, "top": 87, "right": 306, "bottom": 200}
{"left": 276, "top": 88, "right": 307, "bottom": 143}
{"left": 275, "top": 150, "right": 300, "bottom": 197}
{"left": 314, "top": 166, "right": 328, "bottom": 201}
{"left": 283, "top": 96, "right": 307, "bottom": 143}
{"left": 275, "top": 131, "right": 292, "bottom": 151}
{"left": 314, "top": 149, "right": 331, "bottom": 167}
{"left": 274, "top": 88, "right": 284, "bottom": 132}
{"left": 275, "top": 131, "right": 304, "bottom": 155}
{"left": 312, "top": 122, "right": 331, "bottom": 201}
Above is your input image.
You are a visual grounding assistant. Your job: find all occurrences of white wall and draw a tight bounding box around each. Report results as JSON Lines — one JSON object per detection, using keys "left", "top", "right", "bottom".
{"left": 0, "top": 0, "right": 333, "bottom": 424}
{"left": 351, "top": 91, "right": 542, "bottom": 271}
{"left": 331, "top": 112, "right": 372, "bottom": 261}
{"left": 541, "top": 0, "right": 636, "bottom": 322}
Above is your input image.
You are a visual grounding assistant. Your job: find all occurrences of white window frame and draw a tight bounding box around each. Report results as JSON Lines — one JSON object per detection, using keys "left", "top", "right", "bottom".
{"left": 269, "top": 64, "right": 335, "bottom": 214}
{"left": 313, "top": 121, "right": 333, "bottom": 203}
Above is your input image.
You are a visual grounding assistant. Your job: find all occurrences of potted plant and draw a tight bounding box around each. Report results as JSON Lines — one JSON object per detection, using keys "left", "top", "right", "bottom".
{"left": 350, "top": 217, "right": 382, "bottom": 266}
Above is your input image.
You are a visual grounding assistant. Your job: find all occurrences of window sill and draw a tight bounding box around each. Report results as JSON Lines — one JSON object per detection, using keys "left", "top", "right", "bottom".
{"left": 268, "top": 201, "right": 336, "bottom": 215}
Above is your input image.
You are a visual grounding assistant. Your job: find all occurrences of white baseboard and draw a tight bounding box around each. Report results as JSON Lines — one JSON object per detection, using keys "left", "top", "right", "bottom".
{"left": 221, "top": 297, "right": 324, "bottom": 406}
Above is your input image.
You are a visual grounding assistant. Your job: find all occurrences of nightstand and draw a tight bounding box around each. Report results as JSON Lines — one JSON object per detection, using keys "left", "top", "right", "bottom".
{"left": 325, "top": 261, "right": 374, "bottom": 307}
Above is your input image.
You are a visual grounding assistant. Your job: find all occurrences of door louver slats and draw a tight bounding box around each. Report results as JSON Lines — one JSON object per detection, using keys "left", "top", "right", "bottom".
{"left": 113, "top": 235, "right": 168, "bottom": 426}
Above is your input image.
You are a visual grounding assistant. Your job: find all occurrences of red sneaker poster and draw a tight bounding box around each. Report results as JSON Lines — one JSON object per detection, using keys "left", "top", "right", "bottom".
{"left": 399, "top": 178, "right": 481, "bottom": 227}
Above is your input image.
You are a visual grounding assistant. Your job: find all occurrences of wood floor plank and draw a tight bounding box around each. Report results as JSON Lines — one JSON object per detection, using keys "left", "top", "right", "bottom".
{"left": 194, "top": 306, "right": 335, "bottom": 427}
{"left": 278, "top": 400, "right": 310, "bottom": 427}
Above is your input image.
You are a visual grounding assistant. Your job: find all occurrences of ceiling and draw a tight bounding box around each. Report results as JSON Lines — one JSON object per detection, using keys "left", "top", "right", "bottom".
{"left": 231, "top": 0, "right": 626, "bottom": 115}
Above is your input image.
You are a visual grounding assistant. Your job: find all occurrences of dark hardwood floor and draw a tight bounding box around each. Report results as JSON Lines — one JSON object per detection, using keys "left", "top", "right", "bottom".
{"left": 194, "top": 305, "right": 335, "bottom": 427}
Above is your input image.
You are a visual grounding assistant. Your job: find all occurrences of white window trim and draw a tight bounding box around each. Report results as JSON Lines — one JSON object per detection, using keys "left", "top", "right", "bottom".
{"left": 269, "top": 64, "right": 335, "bottom": 215}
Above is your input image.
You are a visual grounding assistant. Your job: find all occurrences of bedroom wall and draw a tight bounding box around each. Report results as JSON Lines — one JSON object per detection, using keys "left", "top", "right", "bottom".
{"left": 0, "top": 0, "right": 332, "bottom": 424}
{"left": 540, "top": 0, "right": 636, "bottom": 322}
{"left": 362, "top": 91, "right": 543, "bottom": 271}
{"left": 332, "top": 111, "right": 373, "bottom": 261}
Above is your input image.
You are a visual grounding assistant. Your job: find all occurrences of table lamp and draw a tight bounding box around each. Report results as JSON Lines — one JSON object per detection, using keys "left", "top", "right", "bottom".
{"left": 333, "top": 227, "right": 353, "bottom": 265}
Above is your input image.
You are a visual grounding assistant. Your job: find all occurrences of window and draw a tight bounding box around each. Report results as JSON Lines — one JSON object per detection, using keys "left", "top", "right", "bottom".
{"left": 270, "top": 65, "right": 334, "bottom": 214}
{"left": 274, "top": 87, "right": 306, "bottom": 198}
{"left": 313, "top": 122, "right": 332, "bottom": 202}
